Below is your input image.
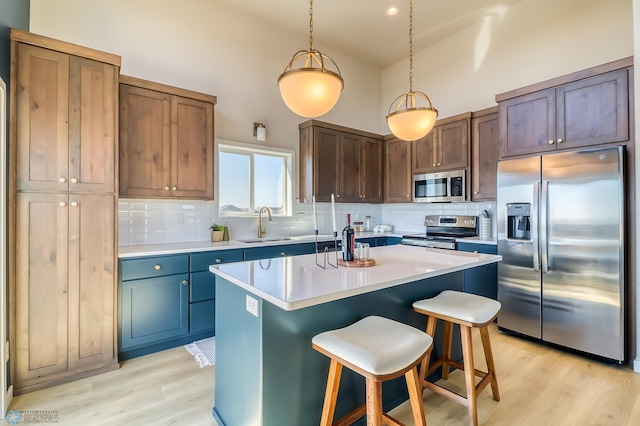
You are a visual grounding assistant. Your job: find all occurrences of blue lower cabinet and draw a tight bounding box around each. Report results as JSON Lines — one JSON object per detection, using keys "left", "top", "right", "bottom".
{"left": 243, "top": 242, "right": 315, "bottom": 261}
{"left": 457, "top": 242, "right": 498, "bottom": 300}
{"left": 190, "top": 271, "right": 216, "bottom": 302}
{"left": 375, "top": 237, "right": 387, "bottom": 246}
{"left": 191, "top": 249, "right": 243, "bottom": 271}
{"left": 386, "top": 236, "right": 402, "bottom": 245}
{"left": 190, "top": 300, "right": 215, "bottom": 333}
{"left": 121, "top": 273, "right": 190, "bottom": 350}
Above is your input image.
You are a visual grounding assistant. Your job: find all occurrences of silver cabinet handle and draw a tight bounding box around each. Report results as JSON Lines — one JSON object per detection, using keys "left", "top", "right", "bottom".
{"left": 280, "top": 252, "right": 286, "bottom": 256}
{"left": 164, "top": 186, "right": 170, "bottom": 190}
{"left": 548, "top": 140, "right": 554, "bottom": 145}
{"left": 432, "top": 163, "right": 436, "bottom": 167}
{"left": 70, "top": 178, "right": 78, "bottom": 183}
{"left": 172, "top": 187, "right": 177, "bottom": 191}
{"left": 474, "top": 191, "right": 478, "bottom": 194}
{"left": 58, "top": 201, "right": 66, "bottom": 207}
{"left": 557, "top": 138, "right": 563, "bottom": 143}
{"left": 155, "top": 264, "right": 161, "bottom": 270}
{"left": 182, "top": 280, "right": 189, "bottom": 286}
{"left": 59, "top": 177, "right": 66, "bottom": 183}
{"left": 215, "top": 258, "right": 222, "bottom": 264}
{"left": 70, "top": 201, "right": 78, "bottom": 207}
{"left": 437, "top": 162, "right": 441, "bottom": 166}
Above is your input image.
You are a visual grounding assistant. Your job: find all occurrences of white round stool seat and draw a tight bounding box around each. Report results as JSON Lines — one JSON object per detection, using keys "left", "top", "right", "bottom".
{"left": 312, "top": 316, "right": 433, "bottom": 376}
{"left": 413, "top": 290, "right": 501, "bottom": 325}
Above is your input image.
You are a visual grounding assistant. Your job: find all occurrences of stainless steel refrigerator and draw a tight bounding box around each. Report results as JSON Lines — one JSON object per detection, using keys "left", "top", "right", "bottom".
{"left": 497, "top": 146, "right": 624, "bottom": 361}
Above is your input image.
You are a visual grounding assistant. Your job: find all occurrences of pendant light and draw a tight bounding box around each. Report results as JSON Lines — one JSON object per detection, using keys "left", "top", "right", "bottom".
{"left": 277, "top": 0, "right": 344, "bottom": 118}
{"left": 386, "top": 0, "right": 438, "bottom": 141}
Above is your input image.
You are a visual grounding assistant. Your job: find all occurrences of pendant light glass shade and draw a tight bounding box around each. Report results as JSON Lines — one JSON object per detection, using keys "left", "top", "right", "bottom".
{"left": 387, "top": 91, "right": 438, "bottom": 141}
{"left": 277, "top": 0, "right": 343, "bottom": 118}
{"left": 386, "top": 0, "right": 438, "bottom": 141}
{"left": 278, "top": 50, "right": 343, "bottom": 118}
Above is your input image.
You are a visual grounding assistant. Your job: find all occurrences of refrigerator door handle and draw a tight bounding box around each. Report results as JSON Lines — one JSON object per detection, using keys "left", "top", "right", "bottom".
{"left": 532, "top": 181, "right": 540, "bottom": 272}
{"left": 541, "top": 180, "right": 549, "bottom": 272}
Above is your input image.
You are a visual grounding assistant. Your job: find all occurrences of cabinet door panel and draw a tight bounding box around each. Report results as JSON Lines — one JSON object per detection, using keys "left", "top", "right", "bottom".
{"left": 384, "top": 137, "right": 412, "bottom": 203}
{"left": 361, "top": 138, "right": 382, "bottom": 203}
{"left": 171, "top": 96, "right": 214, "bottom": 199}
{"left": 471, "top": 112, "right": 498, "bottom": 201}
{"left": 499, "top": 89, "right": 556, "bottom": 158}
{"left": 191, "top": 271, "right": 216, "bottom": 302}
{"left": 190, "top": 300, "right": 215, "bottom": 334}
{"left": 121, "top": 274, "right": 189, "bottom": 350}
{"left": 15, "top": 44, "right": 69, "bottom": 191}
{"left": 557, "top": 69, "right": 629, "bottom": 149}
{"left": 313, "top": 127, "right": 339, "bottom": 202}
{"left": 68, "top": 194, "right": 115, "bottom": 370}
{"left": 68, "top": 56, "right": 116, "bottom": 193}
{"left": 15, "top": 193, "right": 69, "bottom": 384}
{"left": 412, "top": 131, "right": 437, "bottom": 174}
{"left": 119, "top": 85, "right": 171, "bottom": 197}
{"left": 338, "top": 133, "right": 361, "bottom": 202}
{"left": 439, "top": 119, "right": 469, "bottom": 170}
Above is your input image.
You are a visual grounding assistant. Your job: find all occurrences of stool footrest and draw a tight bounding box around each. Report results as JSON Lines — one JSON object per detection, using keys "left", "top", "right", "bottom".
{"left": 422, "top": 370, "right": 497, "bottom": 409}
{"left": 333, "top": 403, "right": 405, "bottom": 426}
{"left": 428, "top": 357, "right": 491, "bottom": 380}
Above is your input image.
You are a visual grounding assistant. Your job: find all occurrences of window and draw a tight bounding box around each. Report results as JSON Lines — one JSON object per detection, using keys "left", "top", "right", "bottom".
{"left": 218, "top": 141, "right": 293, "bottom": 216}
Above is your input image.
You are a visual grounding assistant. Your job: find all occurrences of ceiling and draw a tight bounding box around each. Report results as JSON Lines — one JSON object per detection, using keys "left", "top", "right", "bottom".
{"left": 218, "top": 0, "right": 527, "bottom": 68}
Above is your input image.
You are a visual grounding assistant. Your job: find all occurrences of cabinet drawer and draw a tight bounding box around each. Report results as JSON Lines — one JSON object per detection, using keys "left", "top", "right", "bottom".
{"left": 191, "top": 271, "right": 215, "bottom": 302}
{"left": 121, "top": 255, "right": 189, "bottom": 281}
{"left": 190, "top": 249, "right": 244, "bottom": 271}
{"left": 190, "top": 300, "right": 215, "bottom": 334}
{"left": 243, "top": 243, "right": 315, "bottom": 261}
{"left": 456, "top": 242, "right": 497, "bottom": 254}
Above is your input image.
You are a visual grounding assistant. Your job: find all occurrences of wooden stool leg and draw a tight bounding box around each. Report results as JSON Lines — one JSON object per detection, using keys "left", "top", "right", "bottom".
{"left": 460, "top": 325, "right": 478, "bottom": 426}
{"left": 419, "top": 316, "right": 438, "bottom": 387}
{"left": 320, "top": 359, "right": 343, "bottom": 426}
{"left": 405, "top": 366, "right": 427, "bottom": 426}
{"left": 365, "top": 378, "right": 383, "bottom": 426}
{"left": 442, "top": 321, "right": 453, "bottom": 380}
{"left": 480, "top": 326, "right": 500, "bottom": 402}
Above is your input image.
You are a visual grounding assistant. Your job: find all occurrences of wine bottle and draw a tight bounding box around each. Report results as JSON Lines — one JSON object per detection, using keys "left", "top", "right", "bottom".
{"left": 342, "top": 214, "right": 355, "bottom": 261}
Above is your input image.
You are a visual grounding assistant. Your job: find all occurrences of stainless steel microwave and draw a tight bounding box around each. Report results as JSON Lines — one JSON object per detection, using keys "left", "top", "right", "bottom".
{"left": 413, "top": 170, "right": 466, "bottom": 202}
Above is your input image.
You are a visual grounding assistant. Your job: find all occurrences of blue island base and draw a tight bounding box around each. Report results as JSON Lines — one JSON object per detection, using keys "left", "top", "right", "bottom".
{"left": 213, "top": 271, "right": 465, "bottom": 426}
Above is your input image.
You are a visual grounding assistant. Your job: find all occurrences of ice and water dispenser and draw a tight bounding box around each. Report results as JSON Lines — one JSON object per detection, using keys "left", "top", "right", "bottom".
{"left": 507, "top": 203, "right": 531, "bottom": 240}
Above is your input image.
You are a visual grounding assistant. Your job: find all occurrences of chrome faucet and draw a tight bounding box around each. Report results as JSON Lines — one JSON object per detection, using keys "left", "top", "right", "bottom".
{"left": 258, "top": 206, "right": 273, "bottom": 238}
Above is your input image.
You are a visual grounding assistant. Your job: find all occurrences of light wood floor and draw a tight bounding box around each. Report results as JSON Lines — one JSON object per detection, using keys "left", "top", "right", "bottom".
{"left": 9, "top": 324, "right": 640, "bottom": 425}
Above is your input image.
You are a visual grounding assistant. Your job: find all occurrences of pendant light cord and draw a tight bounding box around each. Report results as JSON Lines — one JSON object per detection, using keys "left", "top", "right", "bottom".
{"left": 309, "top": 0, "right": 314, "bottom": 51}
{"left": 409, "top": 0, "right": 413, "bottom": 93}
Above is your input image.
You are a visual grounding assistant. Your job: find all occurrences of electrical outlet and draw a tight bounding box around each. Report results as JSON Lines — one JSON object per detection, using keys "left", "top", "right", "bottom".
{"left": 246, "top": 295, "right": 259, "bottom": 317}
{"left": 297, "top": 212, "right": 305, "bottom": 221}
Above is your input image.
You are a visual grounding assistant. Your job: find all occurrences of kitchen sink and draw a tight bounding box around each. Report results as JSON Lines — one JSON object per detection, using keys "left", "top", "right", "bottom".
{"left": 239, "top": 237, "right": 292, "bottom": 244}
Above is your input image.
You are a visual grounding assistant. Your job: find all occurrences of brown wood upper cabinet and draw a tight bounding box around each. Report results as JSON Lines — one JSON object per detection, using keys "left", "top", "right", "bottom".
{"left": 497, "top": 61, "right": 631, "bottom": 158}
{"left": 15, "top": 43, "right": 116, "bottom": 193}
{"left": 119, "top": 76, "right": 216, "bottom": 200}
{"left": 384, "top": 136, "right": 412, "bottom": 203}
{"left": 412, "top": 112, "right": 471, "bottom": 174}
{"left": 299, "top": 120, "right": 383, "bottom": 204}
{"left": 471, "top": 107, "right": 499, "bottom": 201}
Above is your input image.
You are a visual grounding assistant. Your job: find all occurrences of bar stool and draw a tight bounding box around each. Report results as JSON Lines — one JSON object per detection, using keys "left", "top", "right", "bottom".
{"left": 413, "top": 290, "right": 501, "bottom": 426}
{"left": 312, "top": 315, "right": 433, "bottom": 426}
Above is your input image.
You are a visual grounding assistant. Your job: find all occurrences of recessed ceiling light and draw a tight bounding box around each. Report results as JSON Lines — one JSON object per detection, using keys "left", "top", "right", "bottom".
{"left": 386, "top": 6, "right": 399, "bottom": 16}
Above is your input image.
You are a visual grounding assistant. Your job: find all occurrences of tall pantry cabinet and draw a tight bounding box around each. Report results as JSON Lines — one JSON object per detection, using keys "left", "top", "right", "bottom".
{"left": 9, "top": 29, "right": 120, "bottom": 394}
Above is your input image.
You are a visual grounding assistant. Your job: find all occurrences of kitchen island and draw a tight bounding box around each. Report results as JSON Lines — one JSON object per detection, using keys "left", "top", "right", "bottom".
{"left": 209, "top": 245, "right": 501, "bottom": 426}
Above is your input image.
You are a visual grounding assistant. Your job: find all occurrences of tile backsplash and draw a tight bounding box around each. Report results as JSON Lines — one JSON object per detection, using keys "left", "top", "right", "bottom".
{"left": 118, "top": 199, "right": 497, "bottom": 246}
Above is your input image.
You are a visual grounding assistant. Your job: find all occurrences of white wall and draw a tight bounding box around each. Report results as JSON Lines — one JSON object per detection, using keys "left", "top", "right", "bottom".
{"left": 29, "top": 0, "right": 383, "bottom": 148}
{"left": 382, "top": 0, "right": 634, "bottom": 122}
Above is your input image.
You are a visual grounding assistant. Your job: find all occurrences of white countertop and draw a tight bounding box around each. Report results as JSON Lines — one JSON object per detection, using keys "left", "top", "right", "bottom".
{"left": 117, "top": 232, "right": 403, "bottom": 258}
{"left": 209, "top": 245, "right": 501, "bottom": 311}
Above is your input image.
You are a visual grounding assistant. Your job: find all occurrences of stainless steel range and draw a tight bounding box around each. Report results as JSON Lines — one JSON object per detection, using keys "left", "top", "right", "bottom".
{"left": 401, "top": 215, "right": 478, "bottom": 250}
